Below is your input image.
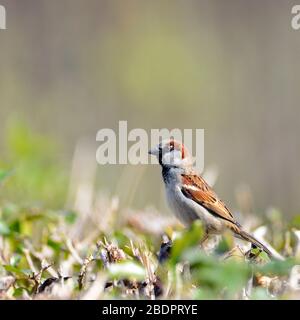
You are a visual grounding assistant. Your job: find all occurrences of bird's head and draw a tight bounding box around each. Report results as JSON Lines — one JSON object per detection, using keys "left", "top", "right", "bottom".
{"left": 148, "top": 139, "right": 193, "bottom": 168}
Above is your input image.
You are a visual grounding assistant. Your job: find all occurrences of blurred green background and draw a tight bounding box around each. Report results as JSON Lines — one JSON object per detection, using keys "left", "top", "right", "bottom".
{"left": 0, "top": 0, "right": 299, "bottom": 216}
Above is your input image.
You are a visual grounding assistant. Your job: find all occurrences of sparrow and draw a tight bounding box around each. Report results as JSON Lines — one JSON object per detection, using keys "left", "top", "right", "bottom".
{"left": 149, "top": 139, "right": 273, "bottom": 258}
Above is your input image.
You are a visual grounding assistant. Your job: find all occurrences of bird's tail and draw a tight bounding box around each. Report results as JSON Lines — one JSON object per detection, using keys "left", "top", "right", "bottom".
{"left": 238, "top": 229, "right": 273, "bottom": 259}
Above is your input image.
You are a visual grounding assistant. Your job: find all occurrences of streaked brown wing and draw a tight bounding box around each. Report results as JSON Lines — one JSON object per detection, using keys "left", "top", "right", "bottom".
{"left": 181, "top": 174, "right": 237, "bottom": 225}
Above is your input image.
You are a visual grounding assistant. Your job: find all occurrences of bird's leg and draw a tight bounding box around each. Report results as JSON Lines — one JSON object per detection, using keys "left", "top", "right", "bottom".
{"left": 199, "top": 231, "right": 209, "bottom": 249}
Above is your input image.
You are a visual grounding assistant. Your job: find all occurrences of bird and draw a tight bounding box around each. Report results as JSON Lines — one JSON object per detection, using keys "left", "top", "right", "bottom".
{"left": 148, "top": 139, "right": 273, "bottom": 258}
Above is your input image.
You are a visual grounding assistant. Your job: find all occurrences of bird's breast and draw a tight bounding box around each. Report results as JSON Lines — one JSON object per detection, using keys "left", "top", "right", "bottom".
{"left": 164, "top": 182, "right": 225, "bottom": 233}
{"left": 165, "top": 184, "right": 200, "bottom": 226}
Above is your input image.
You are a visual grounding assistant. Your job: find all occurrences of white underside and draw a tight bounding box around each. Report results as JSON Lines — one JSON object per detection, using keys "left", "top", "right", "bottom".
{"left": 165, "top": 184, "right": 226, "bottom": 233}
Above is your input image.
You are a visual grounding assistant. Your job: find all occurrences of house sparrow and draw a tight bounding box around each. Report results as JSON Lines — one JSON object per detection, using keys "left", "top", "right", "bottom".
{"left": 149, "top": 139, "right": 273, "bottom": 258}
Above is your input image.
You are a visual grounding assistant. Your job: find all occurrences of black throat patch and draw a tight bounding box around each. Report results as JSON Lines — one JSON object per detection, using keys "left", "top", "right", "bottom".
{"left": 162, "top": 165, "right": 171, "bottom": 184}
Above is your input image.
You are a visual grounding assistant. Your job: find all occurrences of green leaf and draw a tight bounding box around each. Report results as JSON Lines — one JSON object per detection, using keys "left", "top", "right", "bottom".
{"left": 290, "top": 215, "right": 300, "bottom": 229}
{"left": 0, "top": 169, "right": 12, "bottom": 183}
{"left": 182, "top": 249, "right": 251, "bottom": 294}
{"left": 9, "top": 220, "right": 21, "bottom": 233}
{"left": 3, "top": 265, "right": 31, "bottom": 277}
{"left": 3, "top": 264, "right": 33, "bottom": 278}
{"left": 108, "top": 262, "right": 146, "bottom": 280}
{"left": 255, "top": 258, "right": 296, "bottom": 276}
{"left": 63, "top": 210, "right": 77, "bottom": 224}
{"left": 47, "top": 239, "right": 62, "bottom": 252}
{"left": 248, "top": 247, "right": 271, "bottom": 263}
{"left": 10, "top": 254, "right": 22, "bottom": 267}
{"left": 170, "top": 220, "right": 204, "bottom": 264}
{"left": 181, "top": 248, "right": 215, "bottom": 267}
{"left": 250, "top": 287, "right": 272, "bottom": 300}
{"left": 0, "top": 220, "right": 10, "bottom": 236}
{"left": 13, "top": 288, "right": 25, "bottom": 298}
{"left": 258, "top": 250, "right": 270, "bottom": 262}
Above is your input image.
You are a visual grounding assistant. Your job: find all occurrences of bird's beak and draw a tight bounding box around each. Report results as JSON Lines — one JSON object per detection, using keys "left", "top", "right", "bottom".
{"left": 148, "top": 145, "right": 159, "bottom": 156}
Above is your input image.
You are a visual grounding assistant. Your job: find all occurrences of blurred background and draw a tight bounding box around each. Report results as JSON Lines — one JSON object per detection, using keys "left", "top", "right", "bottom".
{"left": 0, "top": 0, "right": 299, "bottom": 218}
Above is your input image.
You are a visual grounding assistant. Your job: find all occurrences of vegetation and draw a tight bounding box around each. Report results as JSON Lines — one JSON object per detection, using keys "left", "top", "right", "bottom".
{"left": 0, "top": 124, "right": 300, "bottom": 300}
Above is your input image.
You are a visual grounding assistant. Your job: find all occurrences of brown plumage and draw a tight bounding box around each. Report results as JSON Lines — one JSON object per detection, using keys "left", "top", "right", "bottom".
{"left": 181, "top": 174, "right": 273, "bottom": 257}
